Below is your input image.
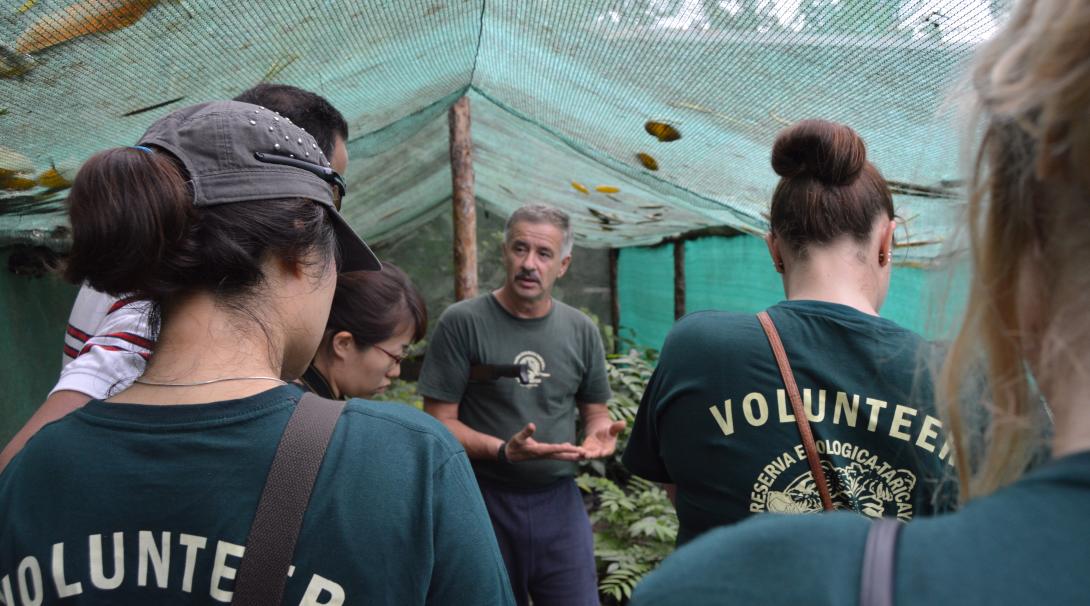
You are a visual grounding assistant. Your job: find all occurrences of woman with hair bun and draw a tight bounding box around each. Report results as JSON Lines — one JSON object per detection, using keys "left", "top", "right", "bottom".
{"left": 300, "top": 263, "right": 428, "bottom": 399}
{"left": 632, "top": 1, "right": 1090, "bottom": 603}
{"left": 624, "top": 119, "right": 952, "bottom": 547}
{"left": 0, "top": 101, "right": 513, "bottom": 605}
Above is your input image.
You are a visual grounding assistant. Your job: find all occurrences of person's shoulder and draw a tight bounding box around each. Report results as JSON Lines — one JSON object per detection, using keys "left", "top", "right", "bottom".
{"left": 342, "top": 399, "right": 464, "bottom": 456}
{"left": 436, "top": 294, "right": 492, "bottom": 324}
{"left": 663, "top": 310, "right": 759, "bottom": 351}
{"left": 632, "top": 512, "right": 869, "bottom": 605}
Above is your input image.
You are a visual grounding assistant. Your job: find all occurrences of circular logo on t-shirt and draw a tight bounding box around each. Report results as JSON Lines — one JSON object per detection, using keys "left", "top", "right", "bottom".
{"left": 751, "top": 441, "right": 918, "bottom": 520}
{"left": 514, "top": 351, "right": 550, "bottom": 388}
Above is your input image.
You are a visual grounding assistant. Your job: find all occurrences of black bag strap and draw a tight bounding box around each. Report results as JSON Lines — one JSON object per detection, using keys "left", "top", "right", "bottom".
{"left": 231, "top": 392, "right": 346, "bottom": 606}
{"left": 859, "top": 518, "right": 903, "bottom": 606}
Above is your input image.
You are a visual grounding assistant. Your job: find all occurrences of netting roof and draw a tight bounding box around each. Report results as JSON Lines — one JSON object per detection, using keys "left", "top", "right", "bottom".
{"left": 1, "top": 0, "right": 1004, "bottom": 260}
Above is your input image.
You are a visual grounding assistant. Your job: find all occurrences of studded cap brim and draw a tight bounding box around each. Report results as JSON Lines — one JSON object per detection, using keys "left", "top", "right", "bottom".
{"left": 137, "top": 100, "right": 380, "bottom": 272}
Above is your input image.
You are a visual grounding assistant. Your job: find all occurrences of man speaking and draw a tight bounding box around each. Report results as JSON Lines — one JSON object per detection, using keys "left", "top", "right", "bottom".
{"left": 421, "top": 204, "right": 624, "bottom": 606}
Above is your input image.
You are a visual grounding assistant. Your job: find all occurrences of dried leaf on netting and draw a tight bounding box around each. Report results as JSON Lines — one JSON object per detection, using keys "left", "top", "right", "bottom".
{"left": 121, "top": 96, "right": 185, "bottom": 117}
{"left": 0, "top": 46, "right": 36, "bottom": 79}
{"left": 37, "top": 166, "right": 72, "bottom": 190}
{"left": 571, "top": 181, "right": 589, "bottom": 194}
{"left": 636, "top": 152, "right": 659, "bottom": 171}
{"left": 15, "top": 0, "right": 159, "bottom": 54}
{"left": 0, "top": 175, "right": 38, "bottom": 191}
{"left": 589, "top": 208, "right": 621, "bottom": 225}
{"left": 595, "top": 185, "right": 620, "bottom": 194}
{"left": 644, "top": 121, "right": 681, "bottom": 142}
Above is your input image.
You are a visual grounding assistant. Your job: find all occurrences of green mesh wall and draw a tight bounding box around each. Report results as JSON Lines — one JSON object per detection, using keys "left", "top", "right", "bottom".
{"left": 0, "top": 250, "right": 78, "bottom": 444}
{"left": 618, "top": 234, "right": 968, "bottom": 351}
{"left": 1, "top": 0, "right": 1006, "bottom": 256}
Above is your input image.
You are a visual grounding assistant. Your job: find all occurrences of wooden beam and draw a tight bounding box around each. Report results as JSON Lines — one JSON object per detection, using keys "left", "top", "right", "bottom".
{"left": 449, "top": 96, "right": 478, "bottom": 300}
{"left": 662, "top": 225, "right": 744, "bottom": 244}
{"left": 673, "top": 240, "right": 685, "bottom": 320}
{"left": 609, "top": 248, "right": 620, "bottom": 353}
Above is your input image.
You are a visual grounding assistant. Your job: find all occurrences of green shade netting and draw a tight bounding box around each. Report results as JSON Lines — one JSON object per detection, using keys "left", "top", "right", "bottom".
{"left": 1, "top": 0, "right": 1003, "bottom": 257}
{"left": 618, "top": 233, "right": 969, "bottom": 351}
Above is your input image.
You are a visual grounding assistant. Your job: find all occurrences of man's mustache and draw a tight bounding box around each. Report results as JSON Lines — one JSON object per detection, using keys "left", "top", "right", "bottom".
{"left": 515, "top": 271, "right": 540, "bottom": 283}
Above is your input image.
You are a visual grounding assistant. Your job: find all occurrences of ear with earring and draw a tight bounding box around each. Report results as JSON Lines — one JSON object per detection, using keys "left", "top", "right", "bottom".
{"left": 776, "top": 261, "right": 785, "bottom": 273}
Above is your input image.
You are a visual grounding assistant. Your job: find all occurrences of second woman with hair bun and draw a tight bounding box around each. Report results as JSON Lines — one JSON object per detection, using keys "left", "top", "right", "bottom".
{"left": 623, "top": 119, "right": 953, "bottom": 546}
{"left": 299, "top": 263, "right": 427, "bottom": 399}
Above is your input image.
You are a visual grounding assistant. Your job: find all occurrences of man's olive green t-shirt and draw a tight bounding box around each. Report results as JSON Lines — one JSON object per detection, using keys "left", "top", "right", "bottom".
{"left": 623, "top": 300, "right": 955, "bottom": 545}
{"left": 419, "top": 294, "right": 612, "bottom": 487}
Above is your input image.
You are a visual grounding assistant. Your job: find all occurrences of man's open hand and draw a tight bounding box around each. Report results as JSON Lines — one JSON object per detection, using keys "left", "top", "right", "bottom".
{"left": 505, "top": 423, "right": 585, "bottom": 462}
{"left": 580, "top": 420, "right": 626, "bottom": 459}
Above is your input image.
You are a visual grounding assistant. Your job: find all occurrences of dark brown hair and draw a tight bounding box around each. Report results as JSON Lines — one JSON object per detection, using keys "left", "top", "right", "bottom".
{"left": 769, "top": 119, "right": 894, "bottom": 255}
{"left": 325, "top": 263, "right": 427, "bottom": 350}
{"left": 64, "top": 147, "right": 337, "bottom": 304}
{"left": 234, "top": 84, "right": 348, "bottom": 157}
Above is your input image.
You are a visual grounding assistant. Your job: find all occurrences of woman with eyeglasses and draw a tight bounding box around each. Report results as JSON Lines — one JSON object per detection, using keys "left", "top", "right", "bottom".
{"left": 299, "top": 263, "right": 427, "bottom": 399}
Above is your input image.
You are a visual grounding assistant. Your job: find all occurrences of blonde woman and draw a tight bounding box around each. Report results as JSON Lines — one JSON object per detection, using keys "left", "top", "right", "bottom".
{"left": 630, "top": 1, "right": 1090, "bottom": 603}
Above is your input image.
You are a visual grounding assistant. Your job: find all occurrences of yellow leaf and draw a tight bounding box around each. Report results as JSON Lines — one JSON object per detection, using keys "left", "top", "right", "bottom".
{"left": 571, "top": 181, "right": 589, "bottom": 194}
{"left": 0, "top": 174, "right": 37, "bottom": 191}
{"left": 644, "top": 120, "right": 681, "bottom": 142}
{"left": 37, "top": 166, "right": 71, "bottom": 189}
{"left": 16, "top": 0, "right": 159, "bottom": 54}
{"left": 595, "top": 185, "right": 620, "bottom": 194}
{"left": 636, "top": 152, "right": 659, "bottom": 171}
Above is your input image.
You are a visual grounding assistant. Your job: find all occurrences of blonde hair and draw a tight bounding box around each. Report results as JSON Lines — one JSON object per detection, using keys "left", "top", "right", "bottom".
{"left": 942, "top": 0, "right": 1090, "bottom": 501}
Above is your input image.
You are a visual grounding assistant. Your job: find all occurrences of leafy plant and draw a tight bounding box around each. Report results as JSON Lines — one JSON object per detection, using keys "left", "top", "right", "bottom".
{"left": 578, "top": 347, "right": 676, "bottom": 604}
{"left": 370, "top": 378, "right": 423, "bottom": 409}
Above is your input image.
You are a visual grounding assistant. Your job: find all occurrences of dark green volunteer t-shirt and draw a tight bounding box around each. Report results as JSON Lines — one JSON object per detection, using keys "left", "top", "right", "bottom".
{"left": 631, "top": 451, "right": 1090, "bottom": 606}
{"left": 0, "top": 385, "right": 514, "bottom": 606}
{"left": 623, "top": 300, "right": 954, "bottom": 545}
{"left": 418, "top": 294, "right": 612, "bottom": 487}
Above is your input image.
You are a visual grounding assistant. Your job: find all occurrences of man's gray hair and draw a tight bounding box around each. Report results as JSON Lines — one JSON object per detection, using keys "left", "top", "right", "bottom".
{"left": 504, "top": 204, "right": 574, "bottom": 257}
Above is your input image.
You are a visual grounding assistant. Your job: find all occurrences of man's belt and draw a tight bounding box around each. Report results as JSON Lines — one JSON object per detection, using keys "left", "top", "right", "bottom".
{"left": 469, "top": 363, "right": 531, "bottom": 385}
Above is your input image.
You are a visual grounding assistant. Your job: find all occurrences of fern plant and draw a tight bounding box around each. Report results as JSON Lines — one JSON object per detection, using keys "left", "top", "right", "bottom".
{"left": 578, "top": 347, "right": 677, "bottom": 604}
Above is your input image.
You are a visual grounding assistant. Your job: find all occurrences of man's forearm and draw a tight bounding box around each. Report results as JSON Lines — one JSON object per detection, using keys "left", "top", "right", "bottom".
{"left": 434, "top": 416, "right": 505, "bottom": 461}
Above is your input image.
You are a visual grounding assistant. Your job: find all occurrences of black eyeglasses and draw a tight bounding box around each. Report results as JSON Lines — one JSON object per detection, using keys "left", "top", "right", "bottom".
{"left": 373, "top": 344, "right": 406, "bottom": 367}
{"left": 253, "top": 152, "right": 346, "bottom": 210}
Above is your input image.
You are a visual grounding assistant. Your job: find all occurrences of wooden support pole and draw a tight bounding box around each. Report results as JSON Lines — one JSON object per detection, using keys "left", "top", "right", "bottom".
{"left": 673, "top": 239, "right": 686, "bottom": 320}
{"left": 449, "top": 96, "right": 478, "bottom": 301}
{"left": 609, "top": 248, "right": 621, "bottom": 353}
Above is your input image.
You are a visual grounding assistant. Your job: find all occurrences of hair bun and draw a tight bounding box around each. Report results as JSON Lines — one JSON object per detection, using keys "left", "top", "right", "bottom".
{"left": 771, "top": 119, "right": 867, "bottom": 186}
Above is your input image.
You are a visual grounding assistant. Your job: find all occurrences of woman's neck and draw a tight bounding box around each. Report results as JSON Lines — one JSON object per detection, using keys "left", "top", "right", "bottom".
{"left": 783, "top": 244, "right": 880, "bottom": 316}
{"left": 110, "top": 293, "right": 284, "bottom": 404}
{"left": 307, "top": 355, "right": 342, "bottom": 399}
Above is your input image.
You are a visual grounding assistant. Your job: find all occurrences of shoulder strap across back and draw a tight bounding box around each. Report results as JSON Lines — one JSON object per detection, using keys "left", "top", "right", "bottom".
{"left": 756, "top": 310, "right": 835, "bottom": 511}
{"left": 231, "top": 392, "right": 347, "bottom": 606}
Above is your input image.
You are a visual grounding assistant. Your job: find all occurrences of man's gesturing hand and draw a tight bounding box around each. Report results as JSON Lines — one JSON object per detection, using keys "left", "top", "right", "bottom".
{"left": 505, "top": 423, "right": 585, "bottom": 462}
{"left": 580, "top": 420, "right": 626, "bottom": 459}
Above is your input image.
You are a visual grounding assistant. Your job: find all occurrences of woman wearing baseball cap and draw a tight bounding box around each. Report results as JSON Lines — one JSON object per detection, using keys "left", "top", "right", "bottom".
{"left": 0, "top": 101, "right": 514, "bottom": 605}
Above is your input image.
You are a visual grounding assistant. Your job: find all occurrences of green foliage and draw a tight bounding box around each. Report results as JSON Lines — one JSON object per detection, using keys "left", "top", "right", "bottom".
{"left": 577, "top": 347, "right": 675, "bottom": 604}
{"left": 370, "top": 378, "right": 423, "bottom": 410}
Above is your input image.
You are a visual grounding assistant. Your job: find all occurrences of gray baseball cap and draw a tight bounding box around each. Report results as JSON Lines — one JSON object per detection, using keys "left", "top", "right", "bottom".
{"left": 138, "top": 100, "right": 380, "bottom": 272}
